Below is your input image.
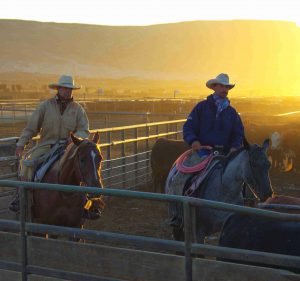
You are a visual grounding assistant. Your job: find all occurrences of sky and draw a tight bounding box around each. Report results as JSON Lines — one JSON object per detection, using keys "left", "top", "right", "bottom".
{"left": 1, "top": 0, "right": 300, "bottom": 26}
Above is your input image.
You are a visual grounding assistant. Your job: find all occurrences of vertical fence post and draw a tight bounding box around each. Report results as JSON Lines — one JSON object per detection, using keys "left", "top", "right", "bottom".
{"left": 175, "top": 122, "right": 178, "bottom": 140}
{"left": 13, "top": 103, "right": 15, "bottom": 120}
{"left": 20, "top": 187, "right": 28, "bottom": 281}
{"left": 183, "top": 201, "right": 193, "bottom": 281}
{"left": 104, "top": 115, "right": 108, "bottom": 128}
{"left": 145, "top": 125, "right": 150, "bottom": 185}
{"left": 107, "top": 131, "right": 111, "bottom": 187}
{"left": 121, "top": 130, "right": 126, "bottom": 189}
{"left": 134, "top": 128, "right": 138, "bottom": 188}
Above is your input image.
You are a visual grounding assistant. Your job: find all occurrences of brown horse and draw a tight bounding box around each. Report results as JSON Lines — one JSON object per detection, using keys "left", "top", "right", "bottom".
{"left": 259, "top": 194, "right": 300, "bottom": 214}
{"left": 31, "top": 133, "right": 103, "bottom": 233}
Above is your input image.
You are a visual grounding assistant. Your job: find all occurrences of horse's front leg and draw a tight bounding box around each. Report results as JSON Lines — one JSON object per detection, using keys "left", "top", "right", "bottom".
{"left": 68, "top": 223, "right": 84, "bottom": 243}
{"left": 195, "top": 227, "right": 205, "bottom": 244}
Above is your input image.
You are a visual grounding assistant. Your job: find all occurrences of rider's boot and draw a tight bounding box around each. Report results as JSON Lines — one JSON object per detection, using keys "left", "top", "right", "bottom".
{"left": 9, "top": 191, "right": 20, "bottom": 213}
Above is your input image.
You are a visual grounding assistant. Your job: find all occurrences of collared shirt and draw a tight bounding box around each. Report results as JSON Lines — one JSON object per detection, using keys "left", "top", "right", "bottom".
{"left": 17, "top": 97, "right": 89, "bottom": 147}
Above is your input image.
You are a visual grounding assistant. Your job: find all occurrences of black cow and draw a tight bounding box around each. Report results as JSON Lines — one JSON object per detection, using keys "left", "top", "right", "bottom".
{"left": 150, "top": 138, "right": 189, "bottom": 193}
{"left": 219, "top": 213, "right": 300, "bottom": 272}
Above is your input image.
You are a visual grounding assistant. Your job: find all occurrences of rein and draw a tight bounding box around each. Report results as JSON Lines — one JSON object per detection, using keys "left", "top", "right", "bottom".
{"left": 222, "top": 148, "right": 261, "bottom": 201}
{"left": 245, "top": 148, "right": 266, "bottom": 201}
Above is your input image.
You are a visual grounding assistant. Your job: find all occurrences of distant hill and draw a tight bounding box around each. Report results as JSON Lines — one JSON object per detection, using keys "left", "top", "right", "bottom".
{"left": 0, "top": 19, "right": 300, "bottom": 95}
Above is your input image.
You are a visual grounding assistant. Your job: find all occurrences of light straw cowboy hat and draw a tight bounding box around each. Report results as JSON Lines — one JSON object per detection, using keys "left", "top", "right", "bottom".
{"left": 206, "top": 73, "right": 235, "bottom": 90}
{"left": 48, "top": 75, "right": 81, "bottom": 90}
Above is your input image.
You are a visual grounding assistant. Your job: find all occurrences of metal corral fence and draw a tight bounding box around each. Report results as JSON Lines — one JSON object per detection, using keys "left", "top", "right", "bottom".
{"left": 0, "top": 106, "right": 186, "bottom": 133}
{"left": 0, "top": 119, "right": 186, "bottom": 215}
{"left": 0, "top": 180, "right": 300, "bottom": 281}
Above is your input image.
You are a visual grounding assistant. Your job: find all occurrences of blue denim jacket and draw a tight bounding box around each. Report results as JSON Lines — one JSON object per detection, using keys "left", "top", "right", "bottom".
{"left": 183, "top": 94, "right": 244, "bottom": 153}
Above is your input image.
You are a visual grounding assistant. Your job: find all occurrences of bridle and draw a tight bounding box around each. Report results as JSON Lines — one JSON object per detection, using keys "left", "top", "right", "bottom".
{"left": 244, "top": 148, "right": 266, "bottom": 201}
{"left": 73, "top": 143, "right": 102, "bottom": 187}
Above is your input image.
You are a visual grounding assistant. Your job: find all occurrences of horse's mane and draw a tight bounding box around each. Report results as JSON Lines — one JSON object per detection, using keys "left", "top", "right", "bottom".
{"left": 60, "top": 143, "right": 76, "bottom": 166}
{"left": 60, "top": 140, "right": 102, "bottom": 166}
{"left": 221, "top": 147, "right": 245, "bottom": 171}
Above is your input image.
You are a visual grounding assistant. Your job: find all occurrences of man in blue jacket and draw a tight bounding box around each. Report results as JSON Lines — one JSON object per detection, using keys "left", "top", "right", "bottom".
{"left": 183, "top": 73, "right": 244, "bottom": 157}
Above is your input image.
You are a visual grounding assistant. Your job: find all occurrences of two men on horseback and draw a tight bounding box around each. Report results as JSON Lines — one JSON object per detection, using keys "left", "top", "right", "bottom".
{"left": 183, "top": 73, "right": 244, "bottom": 156}
{"left": 10, "top": 75, "right": 101, "bottom": 219}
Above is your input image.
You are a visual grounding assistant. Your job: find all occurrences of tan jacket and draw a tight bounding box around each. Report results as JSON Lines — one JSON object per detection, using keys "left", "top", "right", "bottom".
{"left": 17, "top": 97, "right": 89, "bottom": 147}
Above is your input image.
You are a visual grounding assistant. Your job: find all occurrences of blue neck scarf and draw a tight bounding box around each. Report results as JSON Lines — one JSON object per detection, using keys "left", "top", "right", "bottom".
{"left": 212, "top": 93, "right": 230, "bottom": 118}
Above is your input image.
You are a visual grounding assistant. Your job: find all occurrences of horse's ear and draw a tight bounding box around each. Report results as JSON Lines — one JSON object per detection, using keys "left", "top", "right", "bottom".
{"left": 92, "top": 132, "right": 100, "bottom": 144}
{"left": 71, "top": 133, "right": 83, "bottom": 146}
{"left": 262, "top": 138, "right": 270, "bottom": 152}
{"left": 243, "top": 136, "right": 250, "bottom": 150}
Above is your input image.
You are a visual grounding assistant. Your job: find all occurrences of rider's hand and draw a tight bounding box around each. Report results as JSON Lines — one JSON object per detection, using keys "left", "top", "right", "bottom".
{"left": 15, "top": 146, "right": 24, "bottom": 158}
{"left": 229, "top": 147, "right": 237, "bottom": 153}
{"left": 191, "top": 141, "right": 213, "bottom": 152}
{"left": 191, "top": 141, "right": 201, "bottom": 152}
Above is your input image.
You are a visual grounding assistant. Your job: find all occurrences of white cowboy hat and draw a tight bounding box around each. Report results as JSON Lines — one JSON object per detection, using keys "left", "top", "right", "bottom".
{"left": 48, "top": 75, "right": 81, "bottom": 90}
{"left": 206, "top": 73, "right": 235, "bottom": 90}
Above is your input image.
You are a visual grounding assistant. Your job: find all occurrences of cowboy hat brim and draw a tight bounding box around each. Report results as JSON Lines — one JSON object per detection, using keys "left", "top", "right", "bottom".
{"left": 206, "top": 79, "right": 235, "bottom": 90}
{"left": 48, "top": 83, "right": 81, "bottom": 90}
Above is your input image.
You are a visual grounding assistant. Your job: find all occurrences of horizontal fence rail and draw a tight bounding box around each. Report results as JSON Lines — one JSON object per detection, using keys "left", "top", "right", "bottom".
{"left": 0, "top": 119, "right": 186, "bottom": 215}
{"left": 0, "top": 180, "right": 300, "bottom": 281}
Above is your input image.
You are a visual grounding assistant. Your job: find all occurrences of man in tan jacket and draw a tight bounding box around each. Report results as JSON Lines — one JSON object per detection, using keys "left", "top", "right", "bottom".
{"left": 10, "top": 75, "right": 90, "bottom": 212}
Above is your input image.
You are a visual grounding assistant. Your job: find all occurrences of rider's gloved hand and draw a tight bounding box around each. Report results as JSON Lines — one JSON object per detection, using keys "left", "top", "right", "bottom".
{"left": 192, "top": 141, "right": 212, "bottom": 152}
{"left": 15, "top": 146, "right": 24, "bottom": 158}
{"left": 191, "top": 140, "right": 201, "bottom": 152}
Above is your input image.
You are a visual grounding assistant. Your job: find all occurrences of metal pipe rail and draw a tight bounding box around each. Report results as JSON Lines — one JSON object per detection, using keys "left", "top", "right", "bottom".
{"left": 0, "top": 119, "right": 186, "bottom": 143}
{"left": 1, "top": 108, "right": 187, "bottom": 117}
{"left": 0, "top": 180, "right": 300, "bottom": 281}
{"left": 103, "top": 166, "right": 148, "bottom": 181}
{"left": 0, "top": 119, "right": 185, "bottom": 188}
{"left": 102, "top": 158, "right": 149, "bottom": 172}
{"left": 90, "top": 119, "right": 186, "bottom": 134}
{"left": 102, "top": 150, "right": 151, "bottom": 163}
{"left": 108, "top": 172, "right": 152, "bottom": 189}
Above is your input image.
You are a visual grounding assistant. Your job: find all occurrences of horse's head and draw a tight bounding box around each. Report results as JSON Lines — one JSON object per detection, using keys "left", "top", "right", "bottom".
{"left": 69, "top": 132, "right": 103, "bottom": 188}
{"left": 244, "top": 138, "right": 273, "bottom": 201}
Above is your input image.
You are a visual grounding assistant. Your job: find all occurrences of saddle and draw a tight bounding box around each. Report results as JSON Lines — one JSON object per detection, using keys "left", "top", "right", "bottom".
{"left": 167, "top": 147, "right": 225, "bottom": 228}
{"left": 166, "top": 146, "right": 224, "bottom": 197}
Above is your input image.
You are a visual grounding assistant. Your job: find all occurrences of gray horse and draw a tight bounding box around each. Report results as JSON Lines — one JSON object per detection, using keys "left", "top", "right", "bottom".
{"left": 169, "top": 138, "right": 273, "bottom": 244}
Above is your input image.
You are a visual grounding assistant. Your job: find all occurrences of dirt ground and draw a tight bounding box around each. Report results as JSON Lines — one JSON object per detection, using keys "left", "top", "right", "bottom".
{"left": 85, "top": 183, "right": 172, "bottom": 240}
